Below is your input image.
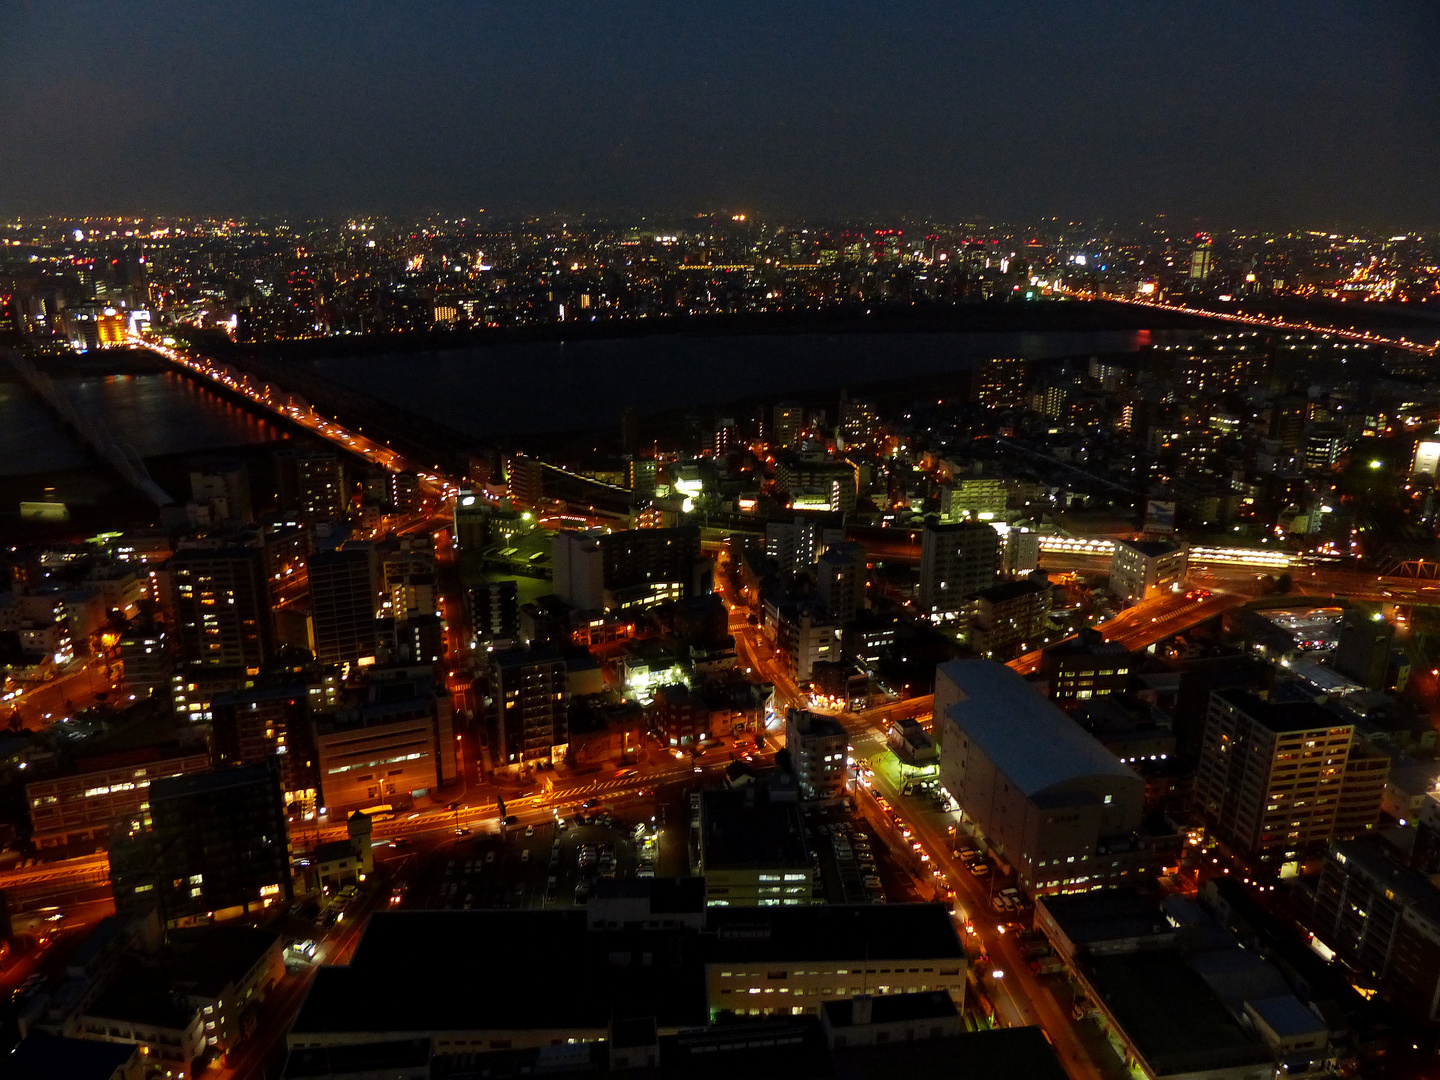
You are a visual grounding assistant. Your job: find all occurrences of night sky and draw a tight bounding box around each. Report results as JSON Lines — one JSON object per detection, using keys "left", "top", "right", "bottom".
{"left": 2, "top": 1, "right": 1436, "bottom": 227}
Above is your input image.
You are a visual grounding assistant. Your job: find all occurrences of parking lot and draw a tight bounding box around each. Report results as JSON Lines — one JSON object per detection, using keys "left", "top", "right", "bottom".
{"left": 415, "top": 795, "right": 689, "bottom": 911}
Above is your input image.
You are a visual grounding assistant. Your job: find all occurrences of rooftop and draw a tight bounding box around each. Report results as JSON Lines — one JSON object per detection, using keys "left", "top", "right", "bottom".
{"left": 1037, "top": 889, "right": 1174, "bottom": 952}
{"left": 936, "top": 660, "right": 1139, "bottom": 799}
{"left": 1212, "top": 689, "right": 1350, "bottom": 735}
{"left": 706, "top": 903, "right": 963, "bottom": 964}
{"left": 700, "top": 788, "right": 810, "bottom": 870}
{"left": 821, "top": 991, "right": 956, "bottom": 1027}
{"left": 1116, "top": 539, "right": 1183, "bottom": 558}
{"left": 0, "top": 1033, "right": 138, "bottom": 1080}
{"left": 292, "top": 910, "right": 709, "bottom": 1037}
{"left": 1083, "top": 950, "right": 1268, "bottom": 1075}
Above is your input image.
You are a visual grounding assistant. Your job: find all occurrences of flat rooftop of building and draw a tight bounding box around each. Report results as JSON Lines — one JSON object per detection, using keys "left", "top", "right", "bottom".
{"left": 705, "top": 903, "right": 963, "bottom": 964}
{"left": 0, "top": 1032, "right": 138, "bottom": 1080}
{"left": 1247, "top": 994, "right": 1328, "bottom": 1039}
{"left": 1083, "top": 950, "right": 1268, "bottom": 1075}
{"left": 822, "top": 990, "right": 956, "bottom": 1027}
{"left": 282, "top": 1038, "right": 432, "bottom": 1079}
{"left": 936, "top": 659, "right": 1138, "bottom": 799}
{"left": 700, "top": 789, "right": 810, "bottom": 870}
{"left": 592, "top": 876, "right": 706, "bottom": 913}
{"left": 1212, "top": 688, "right": 1348, "bottom": 735}
{"left": 1115, "top": 539, "right": 1183, "bottom": 557}
{"left": 832, "top": 1027, "right": 1068, "bottom": 1080}
{"left": 149, "top": 761, "right": 273, "bottom": 800}
{"left": 965, "top": 578, "right": 1049, "bottom": 604}
{"left": 1038, "top": 889, "right": 1173, "bottom": 951}
{"left": 163, "top": 925, "right": 281, "bottom": 998}
{"left": 291, "top": 910, "right": 709, "bottom": 1037}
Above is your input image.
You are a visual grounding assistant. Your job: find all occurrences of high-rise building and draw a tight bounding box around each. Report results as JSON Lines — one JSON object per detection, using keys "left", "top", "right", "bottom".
{"left": 1269, "top": 397, "right": 1310, "bottom": 454}
{"left": 1189, "top": 234, "right": 1213, "bottom": 282}
{"left": 815, "top": 542, "right": 866, "bottom": 624}
{"left": 118, "top": 624, "right": 172, "bottom": 695}
{"left": 506, "top": 454, "right": 545, "bottom": 507}
{"left": 770, "top": 403, "right": 804, "bottom": 448}
{"left": 919, "top": 521, "right": 998, "bottom": 621}
{"left": 969, "top": 357, "right": 1029, "bottom": 408}
{"left": 296, "top": 450, "right": 346, "bottom": 523}
{"left": 1194, "top": 690, "right": 1387, "bottom": 866}
{"left": 166, "top": 548, "right": 275, "bottom": 672}
{"left": 308, "top": 544, "right": 380, "bottom": 668}
{"left": 110, "top": 762, "right": 292, "bottom": 926}
{"left": 838, "top": 396, "right": 880, "bottom": 446}
{"left": 553, "top": 530, "right": 606, "bottom": 612}
{"left": 211, "top": 684, "right": 319, "bottom": 810}
{"left": 467, "top": 580, "right": 520, "bottom": 645}
{"left": 764, "top": 516, "right": 844, "bottom": 574}
{"left": 489, "top": 647, "right": 569, "bottom": 767}
{"left": 714, "top": 417, "right": 738, "bottom": 455}
{"left": 600, "top": 526, "right": 703, "bottom": 611}
{"left": 189, "top": 457, "right": 253, "bottom": 524}
{"left": 784, "top": 708, "right": 849, "bottom": 800}
{"left": 1300, "top": 839, "right": 1440, "bottom": 1022}
{"left": 1333, "top": 613, "right": 1395, "bottom": 690}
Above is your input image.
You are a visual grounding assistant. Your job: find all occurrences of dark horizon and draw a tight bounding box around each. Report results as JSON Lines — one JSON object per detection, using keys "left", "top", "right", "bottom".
{"left": 2, "top": 1, "right": 1436, "bottom": 229}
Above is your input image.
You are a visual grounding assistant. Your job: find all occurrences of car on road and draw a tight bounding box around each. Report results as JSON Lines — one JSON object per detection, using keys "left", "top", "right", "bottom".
{"left": 524, "top": 825, "right": 535, "bottom": 838}
{"left": 520, "top": 849, "right": 530, "bottom": 863}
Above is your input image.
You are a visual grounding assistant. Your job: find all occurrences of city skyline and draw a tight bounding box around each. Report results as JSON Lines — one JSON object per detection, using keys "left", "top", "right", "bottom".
{"left": 2, "top": 2, "right": 1437, "bottom": 227}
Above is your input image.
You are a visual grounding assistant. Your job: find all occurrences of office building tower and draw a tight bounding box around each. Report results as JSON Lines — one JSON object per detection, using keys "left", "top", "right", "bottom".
{"left": 1194, "top": 690, "right": 1388, "bottom": 866}
{"left": 553, "top": 530, "right": 606, "bottom": 612}
{"left": 771, "top": 403, "right": 804, "bottom": 448}
{"left": 167, "top": 547, "right": 275, "bottom": 672}
{"left": 935, "top": 660, "right": 1150, "bottom": 896}
{"left": 1189, "top": 234, "right": 1213, "bottom": 282}
{"left": 919, "top": 521, "right": 998, "bottom": 621}
{"left": 489, "top": 647, "right": 568, "bottom": 767}
{"left": 308, "top": 544, "right": 380, "bottom": 668}
{"left": 815, "top": 542, "right": 866, "bottom": 624}
{"left": 110, "top": 762, "right": 292, "bottom": 925}
{"left": 188, "top": 457, "right": 253, "bottom": 524}
{"left": 467, "top": 580, "right": 519, "bottom": 645}
{"left": 785, "top": 708, "right": 849, "bottom": 800}
{"left": 1108, "top": 539, "right": 1188, "bottom": 607}
{"left": 295, "top": 451, "right": 346, "bottom": 523}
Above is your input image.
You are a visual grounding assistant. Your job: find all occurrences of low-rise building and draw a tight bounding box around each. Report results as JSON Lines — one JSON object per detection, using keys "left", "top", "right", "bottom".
{"left": 935, "top": 660, "right": 1150, "bottom": 896}
{"left": 26, "top": 751, "right": 211, "bottom": 851}
{"left": 965, "top": 575, "right": 1051, "bottom": 659}
{"left": 698, "top": 785, "right": 814, "bottom": 906}
{"left": 1109, "top": 539, "right": 1188, "bottom": 607}
{"left": 1039, "top": 630, "right": 1137, "bottom": 704}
